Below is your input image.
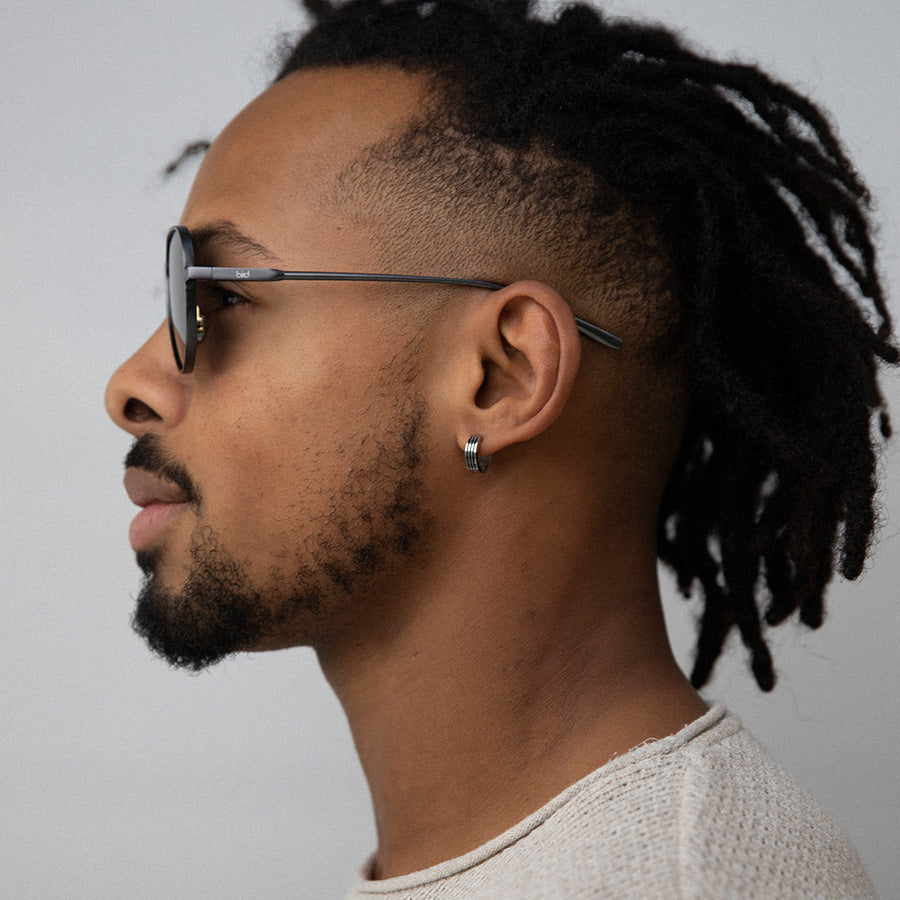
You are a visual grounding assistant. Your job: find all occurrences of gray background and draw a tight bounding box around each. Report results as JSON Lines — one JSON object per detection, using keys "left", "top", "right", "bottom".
{"left": 2, "top": 1, "right": 898, "bottom": 897}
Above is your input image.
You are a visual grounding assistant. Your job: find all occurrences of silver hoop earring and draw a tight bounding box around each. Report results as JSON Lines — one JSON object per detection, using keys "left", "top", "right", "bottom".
{"left": 464, "top": 434, "right": 491, "bottom": 473}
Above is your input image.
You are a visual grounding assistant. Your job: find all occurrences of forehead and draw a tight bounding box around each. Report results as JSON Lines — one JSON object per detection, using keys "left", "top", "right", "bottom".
{"left": 182, "top": 66, "right": 432, "bottom": 254}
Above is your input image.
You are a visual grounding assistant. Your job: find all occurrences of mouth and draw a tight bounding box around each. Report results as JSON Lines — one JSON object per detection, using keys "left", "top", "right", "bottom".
{"left": 124, "top": 467, "right": 192, "bottom": 552}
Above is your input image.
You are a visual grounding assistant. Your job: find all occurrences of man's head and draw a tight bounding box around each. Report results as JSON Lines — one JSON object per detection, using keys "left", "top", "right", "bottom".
{"left": 107, "top": 0, "right": 894, "bottom": 690}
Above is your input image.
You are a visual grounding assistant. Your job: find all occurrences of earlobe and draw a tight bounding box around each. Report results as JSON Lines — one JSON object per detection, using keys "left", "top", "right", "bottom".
{"left": 456, "top": 281, "right": 582, "bottom": 459}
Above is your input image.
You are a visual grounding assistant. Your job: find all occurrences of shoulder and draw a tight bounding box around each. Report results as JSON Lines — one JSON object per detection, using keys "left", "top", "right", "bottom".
{"left": 655, "top": 708, "right": 876, "bottom": 898}
{"left": 487, "top": 707, "right": 877, "bottom": 898}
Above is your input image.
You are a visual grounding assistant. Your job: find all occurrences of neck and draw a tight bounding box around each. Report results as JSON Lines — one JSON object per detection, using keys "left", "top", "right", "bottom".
{"left": 316, "top": 497, "right": 706, "bottom": 879}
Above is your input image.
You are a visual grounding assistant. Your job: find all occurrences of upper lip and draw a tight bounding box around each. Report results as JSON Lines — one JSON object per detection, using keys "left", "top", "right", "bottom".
{"left": 123, "top": 467, "right": 190, "bottom": 508}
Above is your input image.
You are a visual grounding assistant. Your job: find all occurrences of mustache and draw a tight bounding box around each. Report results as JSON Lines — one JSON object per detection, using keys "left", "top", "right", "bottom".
{"left": 124, "top": 434, "right": 201, "bottom": 505}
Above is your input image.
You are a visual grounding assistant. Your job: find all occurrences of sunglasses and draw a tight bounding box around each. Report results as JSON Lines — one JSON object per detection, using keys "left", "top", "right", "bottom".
{"left": 166, "top": 225, "right": 623, "bottom": 373}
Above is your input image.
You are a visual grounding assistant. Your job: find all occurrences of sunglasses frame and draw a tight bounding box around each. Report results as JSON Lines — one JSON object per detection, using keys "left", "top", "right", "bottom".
{"left": 166, "top": 225, "right": 623, "bottom": 373}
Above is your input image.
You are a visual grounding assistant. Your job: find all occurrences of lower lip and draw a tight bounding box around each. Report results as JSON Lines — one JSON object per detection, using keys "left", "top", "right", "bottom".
{"left": 129, "top": 502, "right": 190, "bottom": 551}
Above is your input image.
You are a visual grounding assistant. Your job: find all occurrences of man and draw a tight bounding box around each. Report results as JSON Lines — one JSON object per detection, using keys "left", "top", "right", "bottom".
{"left": 105, "top": 1, "right": 892, "bottom": 896}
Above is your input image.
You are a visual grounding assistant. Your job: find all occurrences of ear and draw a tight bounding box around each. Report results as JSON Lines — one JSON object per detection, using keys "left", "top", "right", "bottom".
{"left": 454, "top": 280, "right": 582, "bottom": 458}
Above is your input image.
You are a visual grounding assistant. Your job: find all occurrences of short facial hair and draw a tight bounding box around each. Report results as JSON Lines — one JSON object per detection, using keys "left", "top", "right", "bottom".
{"left": 129, "top": 397, "right": 431, "bottom": 671}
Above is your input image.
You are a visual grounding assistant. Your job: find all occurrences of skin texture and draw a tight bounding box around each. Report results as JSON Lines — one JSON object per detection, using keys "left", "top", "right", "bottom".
{"left": 106, "top": 65, "right": 707, "bottom": 879}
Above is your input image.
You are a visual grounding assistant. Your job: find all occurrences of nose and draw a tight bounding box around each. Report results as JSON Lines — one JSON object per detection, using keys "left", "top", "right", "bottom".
{"left": 105, "top": 321, "right": 191, "bottom": 436}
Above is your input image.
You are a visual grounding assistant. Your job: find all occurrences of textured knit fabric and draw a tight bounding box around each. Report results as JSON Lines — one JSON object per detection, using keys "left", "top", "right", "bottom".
{"left": 344, "top": 706, "right": 875, "bottom": 899}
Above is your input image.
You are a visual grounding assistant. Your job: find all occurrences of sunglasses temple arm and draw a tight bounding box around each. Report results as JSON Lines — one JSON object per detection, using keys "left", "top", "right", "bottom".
{"left": 187, "top": 266, "right": 505, "bottom": 290}
{"left": 186, "top": 266, "right": 284, "bottom": 282}
{"left": 184, "top": 266, "right": 621, "bottom": 349}
{"left": 575, "top": 318, "right": 622, "bottom": 350}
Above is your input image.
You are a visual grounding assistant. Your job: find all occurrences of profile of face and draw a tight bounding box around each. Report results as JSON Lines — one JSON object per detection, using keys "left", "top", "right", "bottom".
{"left": 105, "top": 69, "right": 448, "bottom": 670}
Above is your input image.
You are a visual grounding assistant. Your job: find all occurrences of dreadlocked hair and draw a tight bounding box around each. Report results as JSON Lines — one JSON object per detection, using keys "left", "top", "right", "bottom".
{"left": 276, "top": 0, "right": 896, "bottom": 691}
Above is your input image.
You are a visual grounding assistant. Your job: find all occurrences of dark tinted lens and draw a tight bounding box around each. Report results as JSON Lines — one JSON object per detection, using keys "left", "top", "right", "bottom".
{"left": 166, "top": 227, "right": 191, "bottom": 371}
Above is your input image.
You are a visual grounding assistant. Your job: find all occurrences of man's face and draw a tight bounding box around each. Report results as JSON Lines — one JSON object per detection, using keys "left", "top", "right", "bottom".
{"left": 105, "top": 68, "right": 445, "bottom": 668}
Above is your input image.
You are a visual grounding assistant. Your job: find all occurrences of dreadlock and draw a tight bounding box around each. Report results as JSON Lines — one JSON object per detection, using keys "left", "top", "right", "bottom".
{"left": 275, "top": 0, "right": 896, "bottom": 691}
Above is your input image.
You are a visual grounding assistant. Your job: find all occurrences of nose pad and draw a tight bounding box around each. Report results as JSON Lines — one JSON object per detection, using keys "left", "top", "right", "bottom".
{"left": 105, "top": 320, "right": 190, "bottom": 435}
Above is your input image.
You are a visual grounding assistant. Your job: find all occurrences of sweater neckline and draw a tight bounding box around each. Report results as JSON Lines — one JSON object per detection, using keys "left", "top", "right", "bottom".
{"left": 351, "top": 704, "right": 729, "bottom": 894}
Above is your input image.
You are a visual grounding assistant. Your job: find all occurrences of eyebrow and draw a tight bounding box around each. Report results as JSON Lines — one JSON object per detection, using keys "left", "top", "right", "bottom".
{"left": 189, "top": 221, "right": 278, "bottom": 264}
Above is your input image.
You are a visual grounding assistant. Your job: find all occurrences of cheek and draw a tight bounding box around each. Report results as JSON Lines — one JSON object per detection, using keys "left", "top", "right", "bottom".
{"left": 187, "top": 348, "right": 390, "bottom": 555}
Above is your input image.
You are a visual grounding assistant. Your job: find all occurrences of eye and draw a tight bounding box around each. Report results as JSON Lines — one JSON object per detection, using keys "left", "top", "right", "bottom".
{"left": 219, "top": 289, "right": 247, "bottom": 309}
{"left": 199, "top": 283, "right": 250, "bottom": 314}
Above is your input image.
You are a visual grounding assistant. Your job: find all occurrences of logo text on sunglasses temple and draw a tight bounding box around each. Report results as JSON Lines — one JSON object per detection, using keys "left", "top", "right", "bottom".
{"left": 236, "top": 270, "right": 251, "bottom": 279}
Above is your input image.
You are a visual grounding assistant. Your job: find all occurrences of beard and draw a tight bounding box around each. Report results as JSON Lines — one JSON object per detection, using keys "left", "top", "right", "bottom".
{"left": 129, "top": 397, "right": 431, "bottom": 671}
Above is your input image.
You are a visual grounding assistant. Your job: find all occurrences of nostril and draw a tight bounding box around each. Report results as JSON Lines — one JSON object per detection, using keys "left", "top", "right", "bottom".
{"left": 124, "top": 398, "right": 161, "bottom": 423}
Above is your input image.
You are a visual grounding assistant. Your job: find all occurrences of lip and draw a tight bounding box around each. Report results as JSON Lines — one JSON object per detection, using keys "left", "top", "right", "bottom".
{"left": 128, "top": 501, "right": 189, "bottom": 551}
{"left": 123, "top": 467, "right": 191, "bottom": 551}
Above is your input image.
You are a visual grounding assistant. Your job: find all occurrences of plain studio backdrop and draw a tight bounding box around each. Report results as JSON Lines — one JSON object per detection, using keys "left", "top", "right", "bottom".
{"left": 2, "top": 2, "right": 898, "bottom": 897}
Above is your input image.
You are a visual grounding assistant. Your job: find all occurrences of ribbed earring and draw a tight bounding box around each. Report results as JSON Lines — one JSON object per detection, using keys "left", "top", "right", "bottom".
{"left": 464, "top": 434, "right": 491, "bottom": 473}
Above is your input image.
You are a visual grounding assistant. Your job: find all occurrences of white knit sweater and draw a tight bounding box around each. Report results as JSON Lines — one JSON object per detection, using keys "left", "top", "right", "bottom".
{"left": 344, "top": 706, "right": 875, "bottom": 899}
